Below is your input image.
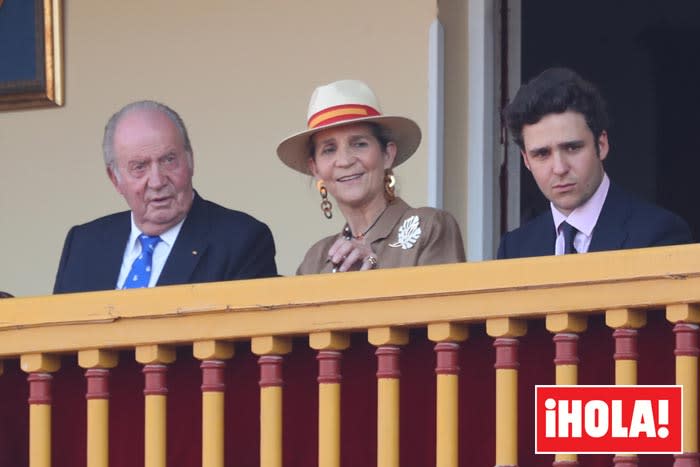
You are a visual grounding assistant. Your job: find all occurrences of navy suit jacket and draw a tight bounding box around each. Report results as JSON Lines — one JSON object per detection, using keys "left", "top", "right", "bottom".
{"left": 54, "top": 193, "right": 277, "bottom": 293}
{"left": 497, "top": 183, "right": 692, "bottom": 259}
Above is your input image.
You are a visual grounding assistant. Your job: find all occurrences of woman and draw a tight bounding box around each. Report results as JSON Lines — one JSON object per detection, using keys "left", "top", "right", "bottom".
{"left": 277, "top": 79, "right": 465, "bottom": 274}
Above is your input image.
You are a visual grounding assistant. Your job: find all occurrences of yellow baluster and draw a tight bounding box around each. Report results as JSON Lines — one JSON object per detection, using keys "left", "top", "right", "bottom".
{"left": 369, "top": 327, "right": 408, "bottom": 467}
{"left": 310, "top": 331, "right": 349, "bottom": 467}
{"left": 22, "top": 353, "right": 60, "bottom": 467}
{"left": 79, "top": 349, "right": 119, "bottom": 467}
{"left": 666, "top": 302, "right": 700, "bottom": 467}
{"left": 606, "top": 308, "right": 645, "bottom": 467}
{"left": 136, "top": 345, "right": 175, "bottom": 467}
{"left": 428, "top": 322, "right": 468, "bottom": 467}
{"left": 194, "top": 340, "right": 234, "bottom": 467}
{"left": 547, "top": 313, "right": 586, "bottom": 467}
{"left": 252, "top": 336, "right": 291, "bottom": 467}
{"left": 487, "top": 318, "right": 526, "bottom": 467}
{"left": 667, "top": 303, "right": 700, "bottom": 467}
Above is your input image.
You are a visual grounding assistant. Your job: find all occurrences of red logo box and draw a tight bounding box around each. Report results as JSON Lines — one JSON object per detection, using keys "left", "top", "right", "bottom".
{"left": 535, "top": 385, "right": 682, "bottom": 454}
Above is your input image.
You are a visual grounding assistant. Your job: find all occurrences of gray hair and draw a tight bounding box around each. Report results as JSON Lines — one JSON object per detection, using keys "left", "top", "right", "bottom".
{"left": 102, "top": 100, "right": 193, "bottom": 174}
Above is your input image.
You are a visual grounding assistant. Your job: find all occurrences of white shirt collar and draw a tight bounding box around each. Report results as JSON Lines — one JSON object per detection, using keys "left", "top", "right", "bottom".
{"left": 127, "top": 214, "right": 185, "bottom": 250}
{"left": 551, "top": 172, "right": 610, "bottom": 236}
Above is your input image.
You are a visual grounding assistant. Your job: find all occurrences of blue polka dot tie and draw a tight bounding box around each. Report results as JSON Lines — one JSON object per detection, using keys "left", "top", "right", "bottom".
{"left": 123, "top": 235, "right": 162, "bottom": 289}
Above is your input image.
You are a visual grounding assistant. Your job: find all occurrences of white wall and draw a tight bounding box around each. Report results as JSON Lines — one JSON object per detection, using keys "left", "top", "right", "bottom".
{"left": 0, "top": 0, "right": 441, "bottom": 296}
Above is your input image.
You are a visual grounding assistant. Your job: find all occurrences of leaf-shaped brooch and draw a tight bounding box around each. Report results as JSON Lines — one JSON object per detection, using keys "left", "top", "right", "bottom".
{"left": 389, "top": 215, "right": 421, "bottom": 250}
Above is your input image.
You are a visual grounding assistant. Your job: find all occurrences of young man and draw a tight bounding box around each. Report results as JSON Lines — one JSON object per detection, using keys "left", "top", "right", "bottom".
{"left": 497, "top": 68, "right": 691, "bottom": 259}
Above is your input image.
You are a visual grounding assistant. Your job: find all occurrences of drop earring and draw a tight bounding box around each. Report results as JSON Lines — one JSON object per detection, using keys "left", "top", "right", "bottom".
{"left": 384, "top": 169, "right": 396, "bottom": 202}
{"left": 317, "top": 179, "right": 333, "bottom": 219}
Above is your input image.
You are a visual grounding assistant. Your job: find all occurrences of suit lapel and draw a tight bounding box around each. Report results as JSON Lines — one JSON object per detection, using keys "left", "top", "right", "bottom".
{"left": 528, "top": 211, "right": 557, "bottom": 256}
{"left": 157, "top": 193, "right": 209, "bottom": 286}
{"left": 96, "top": 213, "right": 131, "bottom": 290}
{"left": 589, "top": 183, "right": 629, "bottom": 252}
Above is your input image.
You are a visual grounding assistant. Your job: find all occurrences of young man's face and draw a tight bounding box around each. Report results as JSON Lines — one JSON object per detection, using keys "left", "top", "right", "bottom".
{"left": 521, "top": 111, "right": 608, "bottom": 216}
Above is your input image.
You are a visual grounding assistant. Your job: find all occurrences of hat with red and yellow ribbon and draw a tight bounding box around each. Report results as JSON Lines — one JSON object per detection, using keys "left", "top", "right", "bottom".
{"left": 276, "top": 79, "right": 421, "bottom": 174}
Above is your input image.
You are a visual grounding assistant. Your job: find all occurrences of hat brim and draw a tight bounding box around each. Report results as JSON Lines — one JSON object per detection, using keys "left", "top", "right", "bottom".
{"left": 276, "top": 115, "right": 422, "bottom": 175}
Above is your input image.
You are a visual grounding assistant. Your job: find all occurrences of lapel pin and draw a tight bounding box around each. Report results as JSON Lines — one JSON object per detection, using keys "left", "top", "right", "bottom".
{"left": 192, "top": 250, "right": 198, "bottom": 256}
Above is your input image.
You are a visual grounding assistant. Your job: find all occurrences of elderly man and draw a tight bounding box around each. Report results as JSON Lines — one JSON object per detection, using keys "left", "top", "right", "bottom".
{"left": 54, "top": 100, "right": 277, "bottom": 293}
{"left": 498, "top": 68, "right": 691, "bottom": 259}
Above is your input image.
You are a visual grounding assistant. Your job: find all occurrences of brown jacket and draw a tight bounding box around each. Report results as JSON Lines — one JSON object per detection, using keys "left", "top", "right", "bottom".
{"left": 297, "top": 198, "right": 465, "bottom": 275}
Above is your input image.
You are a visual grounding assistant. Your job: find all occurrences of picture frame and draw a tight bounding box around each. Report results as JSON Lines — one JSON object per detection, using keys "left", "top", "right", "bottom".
{"left": 0, "top": 0, "right": 63, "bottom": 111}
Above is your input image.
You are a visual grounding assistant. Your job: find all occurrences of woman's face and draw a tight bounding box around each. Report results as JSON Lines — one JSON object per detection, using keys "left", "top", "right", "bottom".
{"left": 308, "top": 123, "right": 396, "bottom": 210}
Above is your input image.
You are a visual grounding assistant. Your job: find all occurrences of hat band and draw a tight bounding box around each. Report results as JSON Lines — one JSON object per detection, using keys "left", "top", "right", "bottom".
{"left": 307, "top": 104, "right": 380, "bottom": 130}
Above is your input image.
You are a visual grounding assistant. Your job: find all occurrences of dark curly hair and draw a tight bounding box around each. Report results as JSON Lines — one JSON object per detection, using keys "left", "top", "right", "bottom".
{"left": 503, "top": 68, "right": 610, "bottom": 153}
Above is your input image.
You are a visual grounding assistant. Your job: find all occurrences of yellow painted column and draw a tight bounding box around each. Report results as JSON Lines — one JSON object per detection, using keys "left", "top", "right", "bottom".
{"left": 252, "top": 336, "right": 292, "bottom": 467}
{"left": 546, "top": 313, "right": 587, "bottom": 467}
{"left": 606, "top": 308, "right": 646, "bottom": 467}
{"left": 136, "top": 345, "right": 176, "bottom": 467}
{"left": 21, "top": 353, "right": 61, "bottom": 467}
{"left": 194, "top": 340, "right": 235, "bottom": 467}
{"left": 369, "top": 326, "right": 408, "bottom": 467}
{"left": 428, "top": 323, "right": 468, "bottom": 467}
{"left": 606, "top": 309, "right": 646, "bottom": 386}
{"left": 667, "top": 303, "right": 700, "bottom": 467}
{"left": 78, "top": 350, "right": 119, "bottom": 467}
{"left": 487, "top": 318, "right": 526, "bottom": 467}
{"left": 310, "top": 331, "right": 350, "bottom": 467}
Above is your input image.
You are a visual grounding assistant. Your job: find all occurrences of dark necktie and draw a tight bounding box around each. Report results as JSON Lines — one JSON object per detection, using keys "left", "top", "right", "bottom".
{"left": 123, "top": 234, "right": 162, "bottom": 289}
{"left": 560, "top": 222, "right": 578, "bottom": 254}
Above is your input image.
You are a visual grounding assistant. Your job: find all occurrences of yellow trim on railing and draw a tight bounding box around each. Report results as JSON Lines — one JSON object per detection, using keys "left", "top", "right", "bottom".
{"left": 0, "top": 244, "right": 698, "bottom": 467}
{"left": 0, "top": 245, "right": 699, "bottom": 354}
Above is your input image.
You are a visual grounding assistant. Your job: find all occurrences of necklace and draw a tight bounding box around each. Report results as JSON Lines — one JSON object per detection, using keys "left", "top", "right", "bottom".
{"left": 343, "top": 205, "right": 389, "bottom": 240}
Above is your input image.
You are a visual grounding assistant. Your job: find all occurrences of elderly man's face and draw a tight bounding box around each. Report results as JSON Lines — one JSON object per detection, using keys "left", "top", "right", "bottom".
{"left": 108, "top": 109, "right": 194, "bottom": 235}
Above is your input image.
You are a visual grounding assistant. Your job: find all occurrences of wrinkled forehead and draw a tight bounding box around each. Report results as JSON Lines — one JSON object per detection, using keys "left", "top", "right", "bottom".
{"left": 114, "top": 109, "right": 185, "bottom": 156}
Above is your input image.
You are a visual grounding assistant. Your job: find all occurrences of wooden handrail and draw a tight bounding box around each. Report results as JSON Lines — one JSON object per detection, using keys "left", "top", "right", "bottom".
{"left": 0, "top": 244, "right": 698, "bottom": 356}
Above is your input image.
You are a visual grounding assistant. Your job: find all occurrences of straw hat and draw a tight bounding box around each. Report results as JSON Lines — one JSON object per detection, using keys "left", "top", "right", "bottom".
{"left": 276, "top": 79, "right": 422, "bottom": 174}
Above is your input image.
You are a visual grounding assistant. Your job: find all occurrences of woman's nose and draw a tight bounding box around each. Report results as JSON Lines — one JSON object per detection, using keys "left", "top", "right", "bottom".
{"left": 335, "top": 146, "right": 355, "bottom": 166}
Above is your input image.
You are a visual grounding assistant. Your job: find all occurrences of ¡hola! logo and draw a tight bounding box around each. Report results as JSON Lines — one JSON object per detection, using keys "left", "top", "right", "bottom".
{"left": 535, "top": 385, "right": 682, "bottom": 454}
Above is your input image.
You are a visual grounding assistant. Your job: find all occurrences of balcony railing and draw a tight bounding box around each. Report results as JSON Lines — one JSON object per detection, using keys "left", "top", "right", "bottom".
{"left": 0, "top": 244, "right": 699, "bottom": 467}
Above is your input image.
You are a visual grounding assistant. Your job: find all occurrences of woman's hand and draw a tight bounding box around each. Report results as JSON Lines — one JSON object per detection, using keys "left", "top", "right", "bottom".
{"left": 328, "top": 237, "right": 378, "bottom": 272}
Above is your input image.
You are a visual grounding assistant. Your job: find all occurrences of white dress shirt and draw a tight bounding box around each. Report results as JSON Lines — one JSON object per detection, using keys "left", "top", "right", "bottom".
{"left": 551, "top": 173, "right": 610, "bottom": 255}
{"left": 116, "top": 215, "right": 185, "bottom": 289}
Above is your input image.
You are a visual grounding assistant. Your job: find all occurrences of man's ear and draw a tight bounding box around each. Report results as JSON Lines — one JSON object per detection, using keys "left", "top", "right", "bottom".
{"left": 383, "top": 141, "right": 397, "bottom": 169}
{"left": 107, "top": 166, "right": 123, "bottom": 194}
{"left": 597, "top": 131, "right": 609, "bottom": 161}
{"left": 187, "top": 151, "right": 195, "bottom": 175}
{"left": 521, "top": 150, "right": 532, "bottom": 172}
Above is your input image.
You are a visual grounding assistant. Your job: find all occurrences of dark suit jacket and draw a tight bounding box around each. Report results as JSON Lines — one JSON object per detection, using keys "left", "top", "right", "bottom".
{"left": 54, "top": 193, "right": 277, "bottom": 293}
{"left": 497, "top": 183, "right": 692, "bottom": 259}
